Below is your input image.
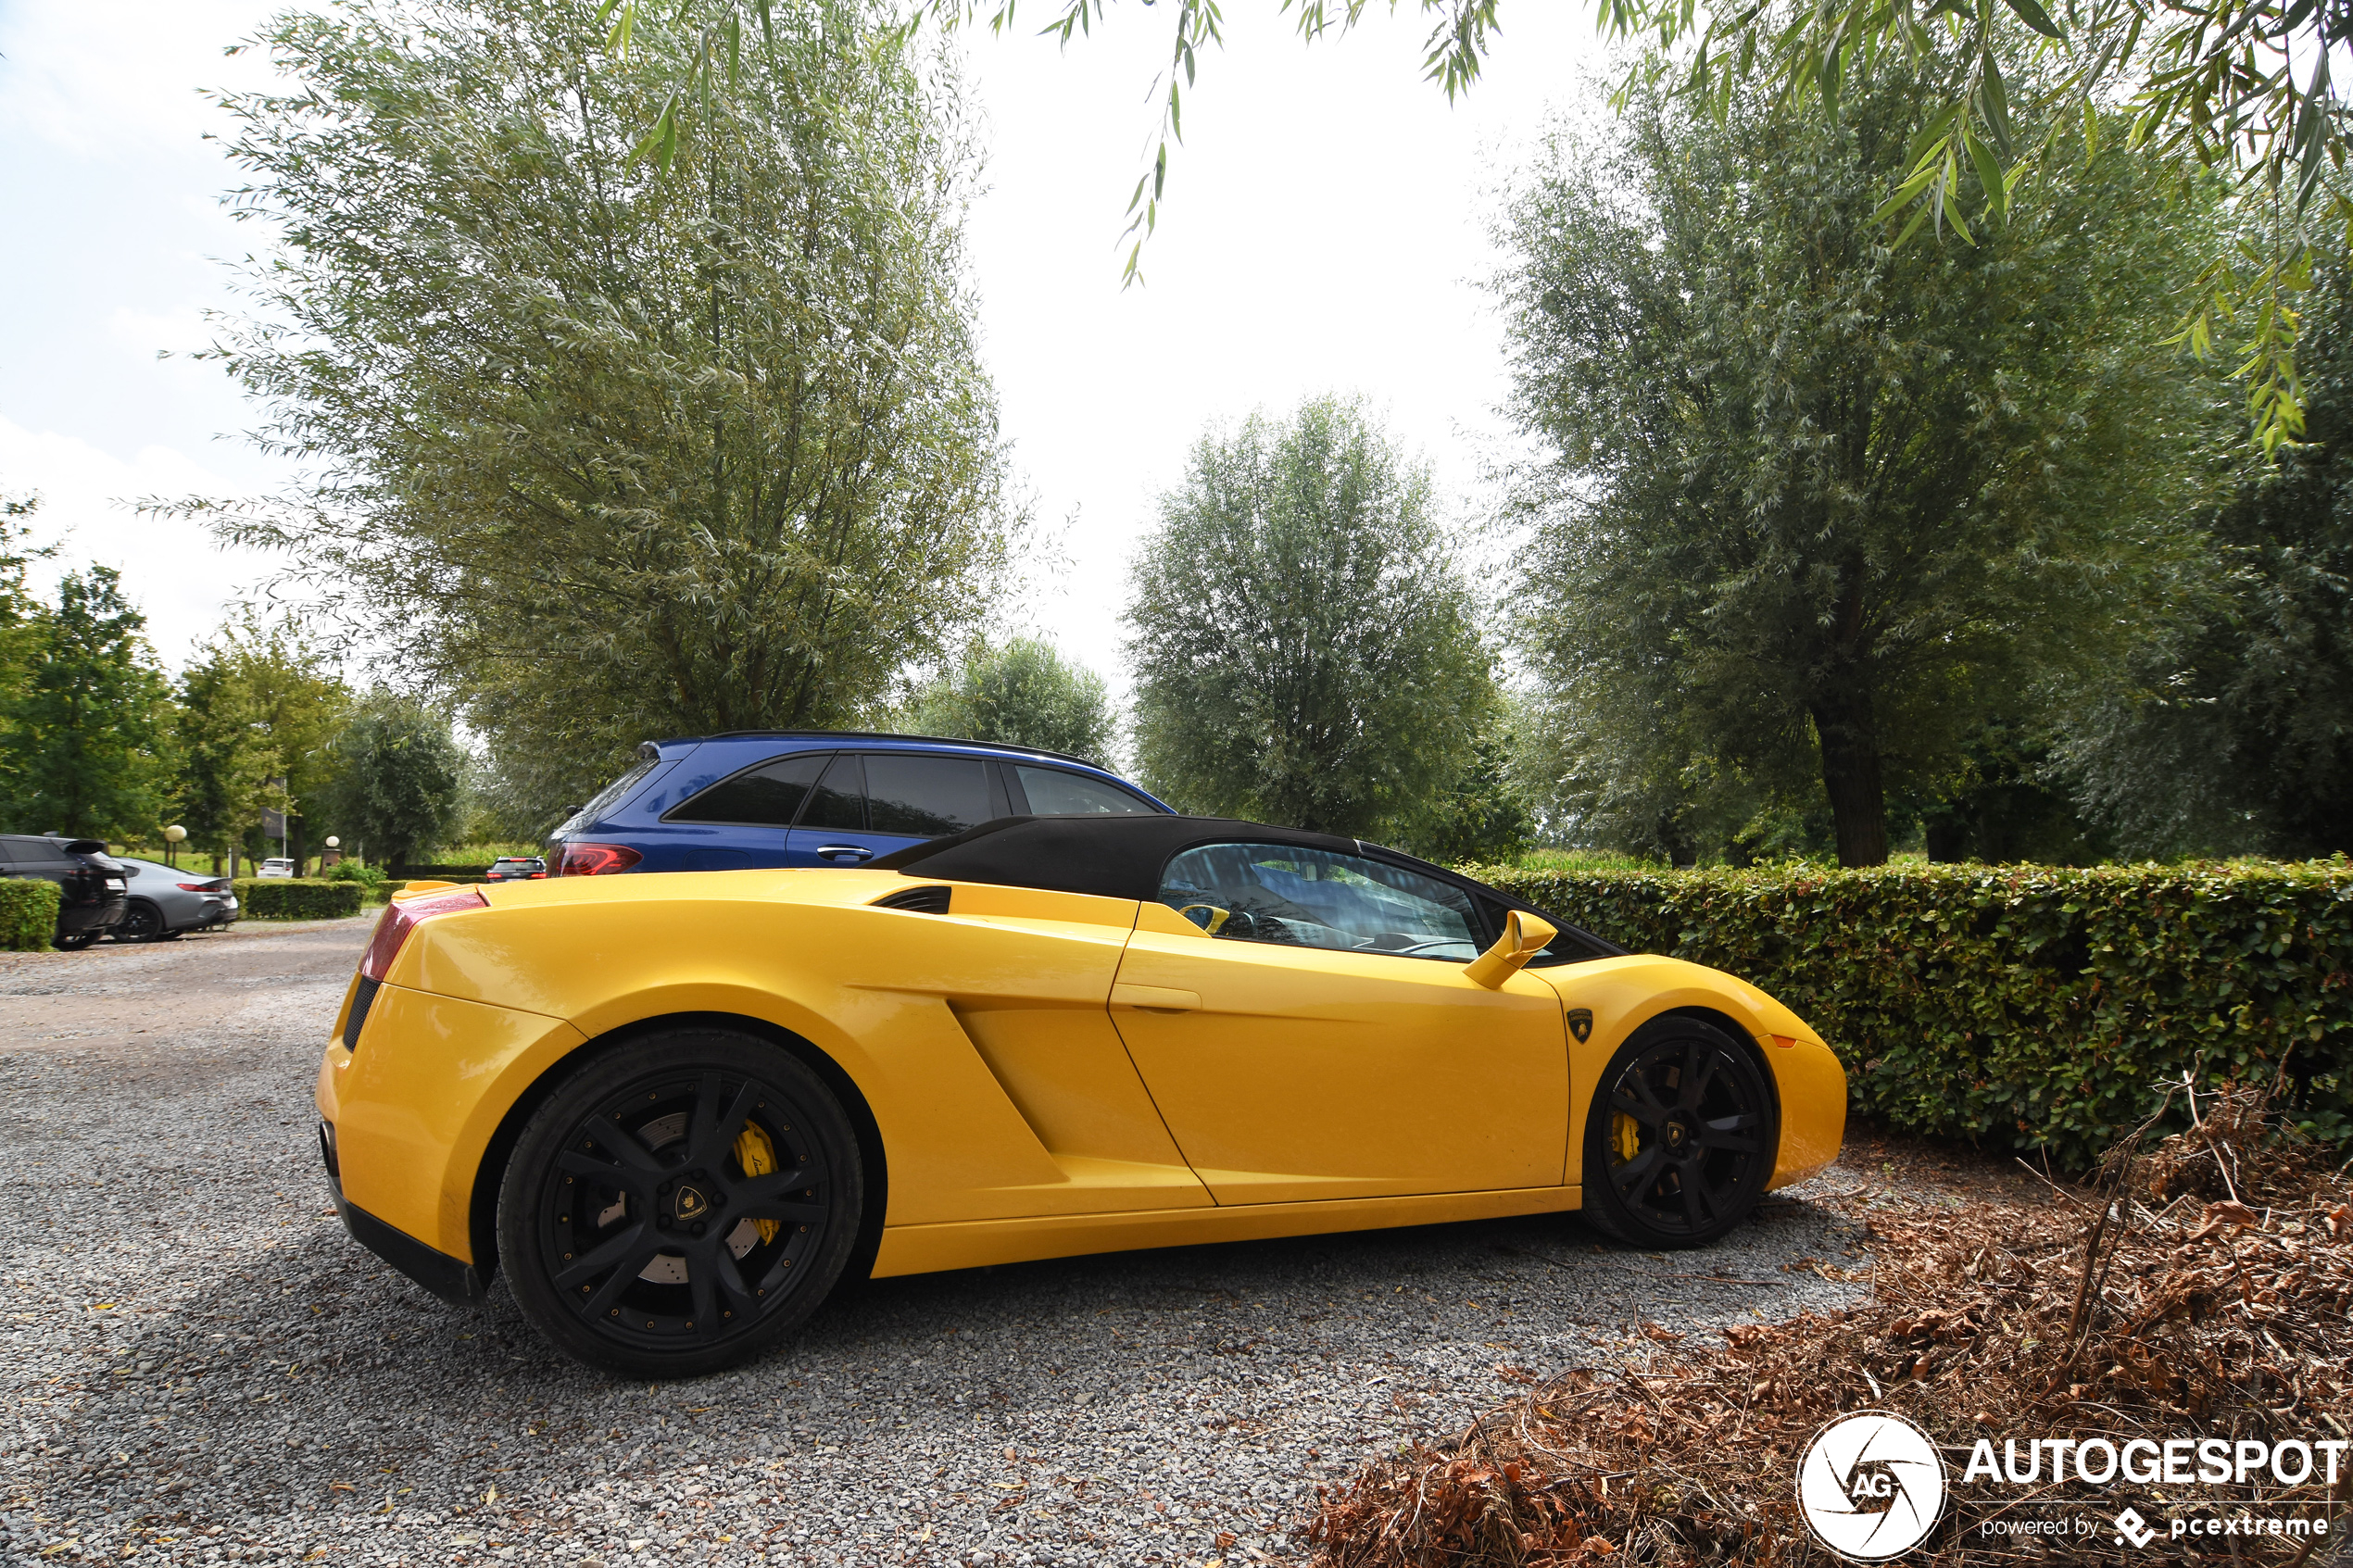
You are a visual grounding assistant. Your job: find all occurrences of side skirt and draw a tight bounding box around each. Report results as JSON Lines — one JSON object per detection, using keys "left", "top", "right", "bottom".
{"left": 872, "top": 1185, "right": 1583, "bottom": 1278}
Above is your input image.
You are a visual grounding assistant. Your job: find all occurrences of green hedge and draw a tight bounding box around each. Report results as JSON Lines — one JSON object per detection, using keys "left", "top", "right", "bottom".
{"left": 0, "top": 879, "right": 62, "bottom": 951}
{"left": 231, "top": 879, "right": 366, "bottom": 921}
{"left": 1471, "top": 859, "right": 2353, "bottom": 1166}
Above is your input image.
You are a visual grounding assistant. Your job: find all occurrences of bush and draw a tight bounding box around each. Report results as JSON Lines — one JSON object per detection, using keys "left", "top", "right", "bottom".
{"left": 1470, "top": 858, "right": 2353, "bottom": 1165}
{"left": 0, "top": 879, "right": 62, "bottom": 951}
{"left": 323, "top": 859, "right": 387, "bottom": 887}
{"left": 233, "top": 879, "right": 365, "bottom": 921}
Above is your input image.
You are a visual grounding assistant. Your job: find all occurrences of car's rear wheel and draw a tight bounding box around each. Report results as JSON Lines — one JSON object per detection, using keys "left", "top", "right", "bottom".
{"left": 497, "top": 1029, "right": 862, "bottom": 1377}
{"left": 1580, "top": 1015, "right": 1774, "bottom": 1248}
{"left": 112, "top": 901, "right": 164, "bottom": 942}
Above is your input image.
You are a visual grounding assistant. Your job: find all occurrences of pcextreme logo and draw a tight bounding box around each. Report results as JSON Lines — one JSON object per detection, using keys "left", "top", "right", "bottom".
{"left": 1797, "top": 1411, "right": 1948, "bottom": 1562}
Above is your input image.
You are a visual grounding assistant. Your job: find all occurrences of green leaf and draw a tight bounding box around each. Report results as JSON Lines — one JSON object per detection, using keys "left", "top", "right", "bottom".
{"left": 1997, "top": 0, "right": 2065, "bottom": 37}
{"left": 1979, "top": 53, "right": 2014, "bottom": 156}
{"left": 1904, "top": 99, "right": 1967, "bottom": 172}
{"left": 1965, "top": 123, "right": 2006, "bottom": 214}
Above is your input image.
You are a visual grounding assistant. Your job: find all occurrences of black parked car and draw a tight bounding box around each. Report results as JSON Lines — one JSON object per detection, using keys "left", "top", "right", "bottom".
{"left": 0, "top": 834, "right": 129, "bottom": 949}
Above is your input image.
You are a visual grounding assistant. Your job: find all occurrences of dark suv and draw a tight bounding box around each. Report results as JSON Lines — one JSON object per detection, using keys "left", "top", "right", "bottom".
{"left": 0, "top": 834, "right": 130, "bottom": 949}
{"left": 547, "top": 732, "right": 1172, "bottom": 875}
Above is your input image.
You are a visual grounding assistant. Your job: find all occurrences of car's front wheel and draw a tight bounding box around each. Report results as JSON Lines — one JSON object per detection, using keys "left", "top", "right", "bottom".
{"left": 497, "top": 1029, "right": 862, "bottom": 1377}
{"left": 1580, "top": 1015, "right": 1775, "bottom": 1248}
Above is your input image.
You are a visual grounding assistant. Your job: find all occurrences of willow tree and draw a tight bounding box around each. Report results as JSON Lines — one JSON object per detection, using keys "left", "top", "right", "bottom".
{"left": 192, "top": 0, "right": 1011, "bottom": 807}
{"left": 1126, "top": 395, "right": 1496, "bottom": 842}
{"left": 1501, "top": 64, "right": 2230, "bottom": 866}
{"left": 902, "top": 636, "right": 1118, "bottom": 762}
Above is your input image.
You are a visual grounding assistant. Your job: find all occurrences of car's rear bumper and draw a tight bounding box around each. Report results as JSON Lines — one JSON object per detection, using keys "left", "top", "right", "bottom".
{"left": 315, "top": 988, "right": 587, "bottom": 1272}
{"left": 320, "top": 1127, "right": 489, "bottom": 1304}
{"left": 170, "top": 900, "right": 237, "bottom": 932}
{"left": 58, "top": 897, "right": 126, "bottom": 935}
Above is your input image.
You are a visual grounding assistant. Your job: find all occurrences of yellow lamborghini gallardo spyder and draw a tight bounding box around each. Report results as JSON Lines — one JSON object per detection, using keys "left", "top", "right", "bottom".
{"left": 316, "top": 815, "right": 1845, "bottom": 1375}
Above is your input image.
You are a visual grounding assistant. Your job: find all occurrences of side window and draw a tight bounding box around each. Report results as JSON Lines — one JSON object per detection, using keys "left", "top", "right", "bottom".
{"left": 1157, "top": 843, "right": 1482, "bottom": 961}
{"left": 1013, "top": 765, "right": 1156, "bottom": 815}
{"left": 667, "top": 753, "right": 828, "bottom": 826}
{"left": 567, "top": 758, "right": 657, "bottom": 829}
{"left": 801, "top": 753, "right": 867, "bottom": 832}
{"left": 865, "top": 753, "right": 991, "bottom": 837}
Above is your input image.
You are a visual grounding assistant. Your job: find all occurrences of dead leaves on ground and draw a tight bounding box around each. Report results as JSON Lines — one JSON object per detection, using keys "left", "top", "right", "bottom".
{"left": 1303, "top": 1085, "right": 2353, "bottom": 1566}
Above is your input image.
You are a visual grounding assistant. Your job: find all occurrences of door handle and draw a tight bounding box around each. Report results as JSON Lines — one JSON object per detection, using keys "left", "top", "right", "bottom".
{"left": 815, "top": 845, "right": 874, "bottom": 863}
{"left": 1111, "top": 982, "right": 1200, "bottom": 1012}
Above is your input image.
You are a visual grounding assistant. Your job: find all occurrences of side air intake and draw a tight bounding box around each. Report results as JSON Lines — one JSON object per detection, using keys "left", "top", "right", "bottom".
{"left": 871, "top": 884, "right": 952, "bottom": 914}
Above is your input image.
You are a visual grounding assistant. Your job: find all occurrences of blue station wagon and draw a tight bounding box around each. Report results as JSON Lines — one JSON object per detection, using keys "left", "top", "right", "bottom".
{"left": 545, "top": 732, "right": 1173, "bottom": 876}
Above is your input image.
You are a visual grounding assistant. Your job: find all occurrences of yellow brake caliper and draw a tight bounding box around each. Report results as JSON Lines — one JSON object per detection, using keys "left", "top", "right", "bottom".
{"left": 1613, "top": 1112, "right": 1642, "bottom": 1166}
{"left": 733, "top": 1123, "right": 781, "bottom": 1245}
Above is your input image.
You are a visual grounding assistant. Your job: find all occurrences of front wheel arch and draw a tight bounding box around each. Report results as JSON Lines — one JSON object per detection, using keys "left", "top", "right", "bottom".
{"left": 468, "top": 1010, "right": 888, "bottom": 1293}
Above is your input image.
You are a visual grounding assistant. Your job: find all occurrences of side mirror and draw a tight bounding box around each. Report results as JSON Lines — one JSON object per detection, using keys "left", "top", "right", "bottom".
{"left": 1464, "top": 909, "right": 1558, "bottom": 989}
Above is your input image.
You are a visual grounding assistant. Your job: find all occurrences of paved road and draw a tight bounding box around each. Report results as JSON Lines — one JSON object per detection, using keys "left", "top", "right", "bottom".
{"left": 0, "top": 921, "right": 1869, "bottom": 1567}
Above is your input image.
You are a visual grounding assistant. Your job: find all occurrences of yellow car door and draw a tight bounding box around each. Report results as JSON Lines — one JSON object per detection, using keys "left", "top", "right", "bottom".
{"left": 1107, "top": 841, "right": 1569, "bottom": 1205}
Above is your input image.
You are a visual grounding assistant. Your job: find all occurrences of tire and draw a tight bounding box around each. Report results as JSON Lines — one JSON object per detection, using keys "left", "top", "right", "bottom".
{"left": 112, "top": 902, "right": 164, "bottom": 943}
{"left": 53, "top": 929, "right": 98, "bottom": 951}
{"left": 497, "top": 1028, "right": 863, "bottom": 1378}
{"left": 1580, "top": 1014, "right": 1775, "bottom": 1248}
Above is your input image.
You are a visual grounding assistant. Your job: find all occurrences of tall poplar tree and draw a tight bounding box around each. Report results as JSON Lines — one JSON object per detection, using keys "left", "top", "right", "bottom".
{"left": 0, "top": 569, "right": 177, "bottom": 840}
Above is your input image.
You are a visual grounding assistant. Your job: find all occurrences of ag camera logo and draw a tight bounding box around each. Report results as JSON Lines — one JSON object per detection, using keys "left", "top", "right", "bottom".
{"left": 1798, "top": 1411, "right": 1948, "bottom": 1561}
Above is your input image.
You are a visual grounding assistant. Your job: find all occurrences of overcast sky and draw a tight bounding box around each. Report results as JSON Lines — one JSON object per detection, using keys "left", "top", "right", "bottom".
{"left": 0, "top": 0, "right": 1608, "bottom": 701}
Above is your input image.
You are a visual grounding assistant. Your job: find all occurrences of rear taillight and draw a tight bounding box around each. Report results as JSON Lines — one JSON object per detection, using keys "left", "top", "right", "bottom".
{"left": 528, "top": 871, "right": 547, "bottom": 878}
{"left": 553, "top": 842, "right": 641, "bottom": 876}
{"left": 359, "top": 885, "right": 488, "bottom": 982}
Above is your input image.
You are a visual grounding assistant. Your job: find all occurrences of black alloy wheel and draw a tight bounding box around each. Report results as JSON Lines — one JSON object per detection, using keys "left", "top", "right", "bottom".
{"left": 112, "top": 901, "right": 164, "bottom": 943}
{"left": 497, "top": 1029, "right": 862, "bottom": 1377}
{"left": 1580, "top": 1016, "right": 1775, "bottom": 1248}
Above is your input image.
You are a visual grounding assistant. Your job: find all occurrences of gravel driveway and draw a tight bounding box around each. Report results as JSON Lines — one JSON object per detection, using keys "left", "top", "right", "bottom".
{"left": 0, "top": 921, "right": 1874, "bottom": 1567}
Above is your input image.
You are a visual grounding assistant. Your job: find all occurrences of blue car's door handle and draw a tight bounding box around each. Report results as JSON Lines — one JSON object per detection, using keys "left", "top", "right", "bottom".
{"left": 815, "top": 845, "right": 874, "bottom": 863}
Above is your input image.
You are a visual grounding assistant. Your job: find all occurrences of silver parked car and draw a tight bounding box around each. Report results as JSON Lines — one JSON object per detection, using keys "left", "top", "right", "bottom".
{"left": 111, "top": 858, "right": 239, "bottom": 942}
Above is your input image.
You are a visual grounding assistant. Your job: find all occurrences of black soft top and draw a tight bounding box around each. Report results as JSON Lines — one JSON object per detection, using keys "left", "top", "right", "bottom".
{"left": 869, "top": 814, "right": 1625, "bottom": 959}
{"left": 870, "top": 815, "right": 1371, "bottom": 901}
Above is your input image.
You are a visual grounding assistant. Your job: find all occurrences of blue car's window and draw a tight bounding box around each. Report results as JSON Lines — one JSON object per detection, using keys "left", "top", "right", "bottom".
{"left": 573, "top": 759, "right": 658, "bottom": 827}
{"left": 802, "top": 753, "right": 867, "bottom": 831}
{"left": 1013, "top": 765, "right": 1155, "bottom": 815}
{"left": 1157, "top": 843, "right": 1481, "bottom": 961}
{"left": 668, "top": 752, "right": 828, "bottom": 827}
{"left": 866, "top": 753, "right": 991, "bottom": 837}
